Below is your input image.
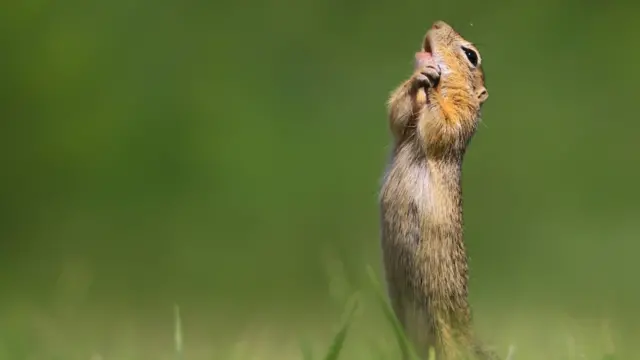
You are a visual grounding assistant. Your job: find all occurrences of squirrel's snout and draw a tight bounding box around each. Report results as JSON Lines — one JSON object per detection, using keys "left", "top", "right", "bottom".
{"left": 431, "top": 20, "right": 451, "bottom": 30}
{"left": 432, "top": 21, "right": 445, "bottom": 29}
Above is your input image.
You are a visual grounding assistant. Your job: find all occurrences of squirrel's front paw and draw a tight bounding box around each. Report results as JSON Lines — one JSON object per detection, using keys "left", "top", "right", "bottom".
{"left": 414, "top": 51, "right": 441, "bottom": 88}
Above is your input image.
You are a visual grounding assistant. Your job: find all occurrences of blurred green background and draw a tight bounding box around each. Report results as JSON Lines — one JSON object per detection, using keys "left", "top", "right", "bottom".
{"left": 2, "top": 0, "right": 640, "bottom": 358}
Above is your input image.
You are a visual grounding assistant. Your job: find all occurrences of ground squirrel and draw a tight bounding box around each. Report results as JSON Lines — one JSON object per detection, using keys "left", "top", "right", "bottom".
{"left": 379, "top": 21, "right": 496, "bottom": 360}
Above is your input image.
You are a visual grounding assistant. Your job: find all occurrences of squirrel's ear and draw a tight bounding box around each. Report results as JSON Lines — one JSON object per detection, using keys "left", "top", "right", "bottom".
{"left": 477, "top": 87, "right": 488, "bottom": 104}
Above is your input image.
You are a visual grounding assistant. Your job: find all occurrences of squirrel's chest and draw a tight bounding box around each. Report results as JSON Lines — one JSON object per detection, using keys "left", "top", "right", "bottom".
{"left": 381, "top": 157, "right": 459, "bottom": 229}
{"left": 381, "top": 161, "right": 434, "bottom": 215}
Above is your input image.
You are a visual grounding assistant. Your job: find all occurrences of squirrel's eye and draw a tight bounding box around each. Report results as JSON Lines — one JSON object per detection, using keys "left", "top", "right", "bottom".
{"left": 461, "top": 46, "right": 478, "bottom": 67}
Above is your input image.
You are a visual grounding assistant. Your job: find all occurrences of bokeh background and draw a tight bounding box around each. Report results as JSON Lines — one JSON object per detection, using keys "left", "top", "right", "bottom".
{"left": 2, "top": 0, "right": 640, "bottom": 358}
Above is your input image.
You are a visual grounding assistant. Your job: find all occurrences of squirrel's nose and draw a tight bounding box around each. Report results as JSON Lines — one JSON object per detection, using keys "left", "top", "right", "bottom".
{"left": 432, "top": 21, "right": 447, "bottom": 30}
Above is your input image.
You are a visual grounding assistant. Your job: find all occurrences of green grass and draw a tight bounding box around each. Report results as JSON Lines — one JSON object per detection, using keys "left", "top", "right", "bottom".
{"left": 0, "top": 266, "right": 627, "bottom": 360}
{"left": 0, "top": 302, "right": 625, "bottom": 360}
{"left": 161, "top": 266, "right": 619, "bottom": 360}
{"left": 366, "top": 266, "right": 421, "bottom": 360}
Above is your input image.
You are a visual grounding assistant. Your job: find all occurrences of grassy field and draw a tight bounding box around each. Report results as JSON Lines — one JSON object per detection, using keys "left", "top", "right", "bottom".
{"left": 0, "top": 298, "right": 624, "bottom": 360}
{"left": 0, "top": 266, "right": 628, "bottom": 360}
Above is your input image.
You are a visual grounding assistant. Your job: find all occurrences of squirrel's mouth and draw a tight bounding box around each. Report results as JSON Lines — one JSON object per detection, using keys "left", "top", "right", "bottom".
{"left": 422, "top": 33, "right": 433, "bottom": 55}
{"left": 417, "top": 34, "right": 440, "bottom": 89}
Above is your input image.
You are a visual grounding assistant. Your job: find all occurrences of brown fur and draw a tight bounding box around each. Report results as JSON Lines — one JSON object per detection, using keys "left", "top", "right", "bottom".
{"left": 379, "top": 21, "right": 496, "bottom": 360}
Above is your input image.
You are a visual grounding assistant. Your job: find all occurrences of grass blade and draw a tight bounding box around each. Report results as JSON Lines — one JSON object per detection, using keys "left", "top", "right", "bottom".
{"left": 300, "top": 338, "right": 314, "bottom": 360}
{"left": 174, "top": 304, "right": 183, "bottom": 360}
{"left": 506, "top": 344, "right": 516, "bottom": 360}
{"left": 366, "top": 266, "right": 420, "bottom": 360}
{"left": 428, "top": 346, "right": 436, "bottom": 360}
{"left": 322, "top": 296, "right": 359, "bottom": 360}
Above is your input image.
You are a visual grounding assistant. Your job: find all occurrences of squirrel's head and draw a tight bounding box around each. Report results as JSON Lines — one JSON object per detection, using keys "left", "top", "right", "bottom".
{"left": 414, "top": 21, "right": 488, "bottom": 153}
